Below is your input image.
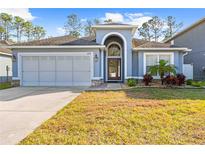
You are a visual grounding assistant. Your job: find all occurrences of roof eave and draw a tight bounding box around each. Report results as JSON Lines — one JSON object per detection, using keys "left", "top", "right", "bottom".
{"left": 133, "top": 48, "right": 192, "bottom": 52}
{"left": 0, "top": 52, "right": 12, "bottom": 56}
{"left": 4, "top": 45, "right": 106, "bottom": 49}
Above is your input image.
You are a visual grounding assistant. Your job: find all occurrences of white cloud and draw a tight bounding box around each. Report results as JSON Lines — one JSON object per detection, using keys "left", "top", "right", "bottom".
{"left": 0, "top": 8, "right": 35, "bottom": 21}
{"left": 101, "top": 13, "right": 124, "bottom": 23}
{"left": 56, "top": 27, "right": 65, "bottom": 35}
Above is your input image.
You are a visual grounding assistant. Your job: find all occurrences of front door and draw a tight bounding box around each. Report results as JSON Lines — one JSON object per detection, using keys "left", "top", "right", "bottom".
{"left": 108, "top": 58, "right": 121, "bottom": 81}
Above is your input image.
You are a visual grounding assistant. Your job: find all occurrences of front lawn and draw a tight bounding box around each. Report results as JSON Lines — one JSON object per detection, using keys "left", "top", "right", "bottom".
{"left": 0, "top": 82, "right": 12, "bottom": 90}
{"left": 20, "top": 88, "right": 205, "bottom": 145}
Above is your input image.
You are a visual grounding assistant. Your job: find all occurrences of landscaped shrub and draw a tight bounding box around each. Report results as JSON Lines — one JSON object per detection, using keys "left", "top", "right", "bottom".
{"left": 176, "top": 73, "right": 186, "bottom": 86}
{"left": 191, "top": 81, "right": 202, "bottom": 87}
{"left": 127, "top": 78, "right": 138, "bottom": 87}
{"left": 164, "top": 75, "right": 177, "bottom": 86}
{"left": 191, "top": 81, "right": 205, "bottom": 87}
{"left": 143, "top": 74, "right": 153, "bottom": 86}
{"left": 186, "top": 79, "right": 193, "bottom": 85}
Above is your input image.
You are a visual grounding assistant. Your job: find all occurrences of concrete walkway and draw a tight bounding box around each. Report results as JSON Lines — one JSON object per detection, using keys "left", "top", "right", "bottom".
{"left": 88, "top": 83, "right": 127, "bottom": 91}
{"left": 0, "top": 87, "right": 86, "bottom": 145}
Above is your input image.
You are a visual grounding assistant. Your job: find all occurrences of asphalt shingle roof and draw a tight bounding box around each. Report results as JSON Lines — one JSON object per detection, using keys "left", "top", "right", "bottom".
{"left": 10, "top": 34, "right": 183, "bottom": 49}
{"left": 0, "top": 40, "right": 12, "bottom": 55}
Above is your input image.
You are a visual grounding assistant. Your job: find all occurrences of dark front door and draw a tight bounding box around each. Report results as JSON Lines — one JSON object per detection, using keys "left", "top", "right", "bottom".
{"left": 108, "top": 58, "right": 121, "bottom": 81}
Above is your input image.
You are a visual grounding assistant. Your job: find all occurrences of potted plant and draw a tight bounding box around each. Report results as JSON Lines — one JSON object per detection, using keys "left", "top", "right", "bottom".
{"left": 143, "top": 74, "right": 153, "bottom": 86}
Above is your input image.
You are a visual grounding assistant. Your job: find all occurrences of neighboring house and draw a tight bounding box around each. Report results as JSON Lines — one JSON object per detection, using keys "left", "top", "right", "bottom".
{"left": 165, "top": 17, "right": 205, "bottom": 80}
{"left": 0, "top": 40, "right": 12, "bottom": 83}
{"left": 7, "top": 23, "right": 190, "bottom": 86}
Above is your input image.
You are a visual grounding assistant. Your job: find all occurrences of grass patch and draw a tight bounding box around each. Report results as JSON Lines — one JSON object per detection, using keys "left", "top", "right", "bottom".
{"left": 186, "top": 80, "right": 205, "bottom": 87}
{"left": 20, "top": 88, "right": 205, "bottom": 145}
{"left": 0, "top": 82, "right": 12, "bottom": 90}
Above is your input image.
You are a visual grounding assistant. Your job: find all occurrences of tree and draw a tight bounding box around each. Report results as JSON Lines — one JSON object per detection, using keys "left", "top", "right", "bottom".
{"left": 0, "top": 26, "right": 5, "bottom": 40}
{"left": 104, "top": 19, "right": 113, "bottom": 23}
{"left": 13, "top": 16, "right": 25, "bottom": 42}
{"left": 22, "top": 21, "right": 33, "bottom": 41}
{"left": 149, "top": 59, "right": 176, "bottom": 85}
{"left": 84, "top": 19, "right": 100, "bottom": 37}
{"left": 64, "top": 14, "right": 82, "bottom": 37}
{"left": 138, "top": 22, "right": 153, "bottom": 41}
{"left": 149, "top": 16, "right": 164, "bottom": 42}
{"left": 0, "top": 13, "right": 13, "bottom": 40}
{"left": 163, "top": 16, "right": 183, "bottom": 39}
{"left": 32, "top": 26, "right": 46, "bottom": 40}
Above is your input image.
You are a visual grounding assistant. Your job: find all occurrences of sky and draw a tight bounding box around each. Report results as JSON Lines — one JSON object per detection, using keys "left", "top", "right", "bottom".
{"left": 1, "top": 8, "right": 205, "bottom": 38}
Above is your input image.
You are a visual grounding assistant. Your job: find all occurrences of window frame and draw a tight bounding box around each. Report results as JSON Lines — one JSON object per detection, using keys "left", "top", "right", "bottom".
{"left": 143, "top": 52, "right": 174, "bottom": 78}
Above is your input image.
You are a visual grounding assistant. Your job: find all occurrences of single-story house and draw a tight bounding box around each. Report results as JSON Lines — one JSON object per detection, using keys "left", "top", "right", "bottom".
{"left": 0, "top": 40, "right": 12, "bottom": 83}
{"left": 165, "top": 17, "right": 205, "bottom": 80}
{"left": 7, "top": 23, "right": 191, "bottom": 86}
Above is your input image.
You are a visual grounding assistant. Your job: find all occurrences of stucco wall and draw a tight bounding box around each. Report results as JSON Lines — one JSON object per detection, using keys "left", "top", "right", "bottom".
{"left": 96, "top": 29, "right": 133, "bottom": 77}
{"left": 173, "top": 21, "right": 205, "bottom": 80}
{"left": 134, "top": 50, "right": 183, "bottom": 77}
{"left": 0, "top": 55, "right": 12, "bottom": 82}
{"left": 12, "top": 48, "right": 100, "bottom": 78}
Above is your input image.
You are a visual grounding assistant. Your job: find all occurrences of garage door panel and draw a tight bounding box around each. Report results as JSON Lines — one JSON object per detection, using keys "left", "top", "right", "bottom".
{"left": 39, "top": 56, "right": 55, "bottom": 71}
{"left": 21, "top": 54, "right": 91, "bottom": 86}
{"left": 73, "top": 56, "right": 90, "bottom": 71}
{"left": 22, "top": 72, "right": 38, "bottom": 82}
{"left": 73, "top": 72, "right": 90, "bottom": 82}
{"left": 56, "top": 72, "right": 72, "bottom": 82}
{"left": 56, "top": 56, "right": 72, "bottom": 71}
{"left": 39, "top": 72, "right": 55, "bottom": 82}
{"left": 22, "top": 56, "right": 38, "bottom": 71}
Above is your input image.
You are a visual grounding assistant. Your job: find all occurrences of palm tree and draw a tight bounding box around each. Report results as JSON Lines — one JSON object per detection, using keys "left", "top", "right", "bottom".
{"left": 149, "top": 59, "right": 176, "bottom": 85}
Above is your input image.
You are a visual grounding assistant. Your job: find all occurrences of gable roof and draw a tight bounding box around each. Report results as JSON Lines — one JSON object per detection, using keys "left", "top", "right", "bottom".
{"left": 0, "top": 40, "right": 12, "bottom": 56}
{"left": 164, "top": 17, "right": 205, "bottom": 43}
{"left": 10, "top": 35, "right": 100, "bottom": 46}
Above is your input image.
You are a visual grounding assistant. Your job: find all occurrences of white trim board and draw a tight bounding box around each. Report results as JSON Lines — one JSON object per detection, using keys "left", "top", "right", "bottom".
{"left": 101, "top": 32, "right": 128, "bottom": 80}
{"left": 143, "top": 52, "right": 174, "bottom": 76}
{"left": 133, "top": 48, "right": 192, "bottom": 52}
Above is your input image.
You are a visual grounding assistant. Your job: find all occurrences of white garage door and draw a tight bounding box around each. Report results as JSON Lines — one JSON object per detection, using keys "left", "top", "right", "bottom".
{"left": 21, "top": 55, "right": 91, "bottom": 86}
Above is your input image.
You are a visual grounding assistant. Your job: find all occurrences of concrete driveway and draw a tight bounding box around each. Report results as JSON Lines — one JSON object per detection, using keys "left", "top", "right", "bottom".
{"left": 0, "top": 86, "right": 87, "bottom": 145}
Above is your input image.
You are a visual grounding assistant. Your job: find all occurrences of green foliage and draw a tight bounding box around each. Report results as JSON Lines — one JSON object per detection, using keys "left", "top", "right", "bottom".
{"left": 127, "top": 78, "right": 137, "bottom": 87}
{"left": 0, "top": 82, "right": 12, "bottom": 90}
{"left": 149, "top": 59, "right": 176, "bottom": 85}
{"left": 64, "top": 14, "right": 82, "bottom": 37}
{"left": 186, "top": 79, "right": 193, "bottom": 85}
{"left": 0, "top": 12, "right": 46, "bottom": 42}
{"left": 190, "top": 81, "right": 205, "bottom": 87}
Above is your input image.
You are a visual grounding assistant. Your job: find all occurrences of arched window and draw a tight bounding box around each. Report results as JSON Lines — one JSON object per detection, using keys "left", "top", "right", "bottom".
{"left": 107, "top": 44, "right": 121, "bottom": 57}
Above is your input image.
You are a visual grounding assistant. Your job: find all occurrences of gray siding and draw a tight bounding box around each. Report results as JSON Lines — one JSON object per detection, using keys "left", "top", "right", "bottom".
{"left": 174, "top": 21, "right": 205, "bottom": 80}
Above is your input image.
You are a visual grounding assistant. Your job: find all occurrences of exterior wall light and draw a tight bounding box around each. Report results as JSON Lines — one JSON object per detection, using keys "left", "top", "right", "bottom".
{"left": 94, "top": 53, "right": 98, "bottom": 62}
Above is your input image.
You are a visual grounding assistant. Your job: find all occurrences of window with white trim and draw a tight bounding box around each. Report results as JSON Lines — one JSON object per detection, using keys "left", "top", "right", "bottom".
{"left": 145, "top": 53, "right": 173, "bottom": 76}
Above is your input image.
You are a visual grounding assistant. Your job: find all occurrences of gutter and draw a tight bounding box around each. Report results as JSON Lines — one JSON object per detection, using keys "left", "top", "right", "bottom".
{"left": 3, "top": 45, "right": 106, "bottom": 49}
{"left": 133, "top": 48, "right": 192, "bottom": 52}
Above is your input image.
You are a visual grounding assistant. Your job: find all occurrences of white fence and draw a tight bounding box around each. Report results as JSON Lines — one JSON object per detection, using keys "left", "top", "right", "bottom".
{"left": 183, "top": 64, "right": 193, "bottom": 80}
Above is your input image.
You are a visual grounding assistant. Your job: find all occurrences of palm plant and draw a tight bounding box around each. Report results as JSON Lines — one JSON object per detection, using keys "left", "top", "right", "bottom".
{"left": 149, "top": 59, "right": 176, "bottom": 85}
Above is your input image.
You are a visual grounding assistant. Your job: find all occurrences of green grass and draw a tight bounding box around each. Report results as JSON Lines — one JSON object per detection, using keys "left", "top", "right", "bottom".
{"left": 20, "top": 88, "right": 205, "bottom": 145}
{"left": 0, "top": 82, "right": 12, "bottom": 90}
